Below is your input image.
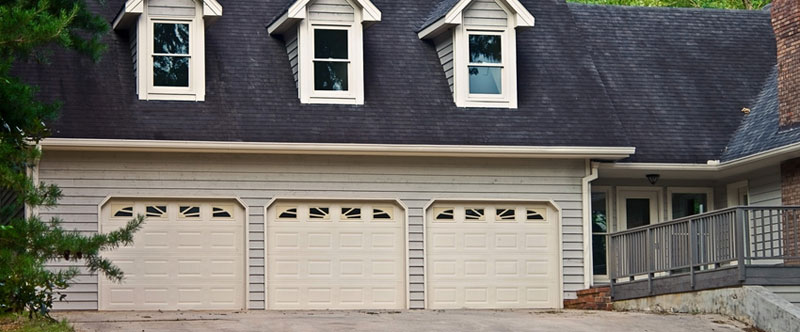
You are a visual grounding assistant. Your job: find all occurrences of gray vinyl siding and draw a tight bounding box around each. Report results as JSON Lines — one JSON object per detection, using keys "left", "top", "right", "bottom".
{"left": 39, "top": 151, "right": 588, "bottom": 310}
{"left": 147, "top": 0, "right": 196, "bottom": 17}
{"left": 308, "top": 0, "right": 354, "bottom": 23}
{"left": 433, "top": 32, "right": 454, "bottom": 94}
{"left": 285, "top": 26, "right": 299, "bottom": 88}
{"left": 766, "top": 286, "right": 800, "bottom": 307}
{"left": 748, "top": 165, "right": 782, "bottom": 206}
{"left": 464, "top": 0, "right": 508, "bottom": 28}
{"left": 130, "top": 23, "right": 138, "bottom": 92}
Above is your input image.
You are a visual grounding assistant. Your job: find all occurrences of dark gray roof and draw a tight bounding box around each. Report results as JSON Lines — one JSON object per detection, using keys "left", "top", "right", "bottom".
{"left": 568, "top": 4, "right": 777, "bottom": 163}
{"left": 418, "top": 0, "right": 460, "bottom": 32}
{"left": 17, "top": 0, "right": 632, "bottom": 150}
{"left": 15, "top": 0, "right": 786, "bottom": 163}
{"left": 722, "top": 66, "right": 800, "bottom": 161}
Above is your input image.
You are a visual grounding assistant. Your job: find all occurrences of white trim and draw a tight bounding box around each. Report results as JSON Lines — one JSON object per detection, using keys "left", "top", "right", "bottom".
{"left": 417, "top": 0, "right": 535, "bottom": 40}
{"left": 599, "top": 141, "right": 800, "bottom": 178}
{"left": 96, "top": 195, "right": 249, "bottom": 311}
{"left": 268, "top": 0, "right": 381, "bottom": 35}
{"left": 615, "top": 186, "right": 664, "bottom": 231}
{"left": 40, "top": 138, "right": 636, "bottom": 159}
{"left": 727, "top": 180, "right": 749, "bottom": 207}
{"left": 666, "top": 187, "right": 714, "bottom": 220}
{"left": 581, "top": 160, "right": 598, "bottom": 289}
{"left": 590, "top": 185, "right": 612, "bottom": 285}
{"left": 422, "top": 198, "right": 563, "bottom": 309}
{"left": 113, "top": 0, "right": 222, "bottom": 30}
{"left": 263, "top": 197, "right": 409, "bottom": 310}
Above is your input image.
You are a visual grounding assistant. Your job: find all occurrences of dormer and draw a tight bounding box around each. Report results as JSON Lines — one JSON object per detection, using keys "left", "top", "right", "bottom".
{"left": 268, "top": 0, "right": 381, "bottom": 105}
{"left": 418, "top": 0, "right": 534, "bottom": 109}
{"left": 113, "top": 0, "right": 223, "bottom": 101}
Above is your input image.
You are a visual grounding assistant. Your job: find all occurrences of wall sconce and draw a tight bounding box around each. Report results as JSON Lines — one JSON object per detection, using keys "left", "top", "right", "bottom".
{"left": 646, "top": 174, "right": 660, "bottom": 185}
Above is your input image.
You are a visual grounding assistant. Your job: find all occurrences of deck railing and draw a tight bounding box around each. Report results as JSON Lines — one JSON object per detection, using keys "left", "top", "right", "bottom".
{"left": 608, "top": 206, "right": 800, "bottom": 295}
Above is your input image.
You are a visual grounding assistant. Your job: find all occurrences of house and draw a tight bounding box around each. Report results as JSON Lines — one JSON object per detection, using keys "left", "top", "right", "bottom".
{"left": 16, "top": 0, "right": 800, "bottom": 311}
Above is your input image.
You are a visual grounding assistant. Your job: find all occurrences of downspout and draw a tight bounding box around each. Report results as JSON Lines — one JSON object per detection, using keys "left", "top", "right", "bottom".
{"left": 581, "top": 160, "right": 599, "bottom": 289}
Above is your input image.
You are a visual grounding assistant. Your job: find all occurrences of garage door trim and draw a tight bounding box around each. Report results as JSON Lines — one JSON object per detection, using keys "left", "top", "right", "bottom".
{"left": 97, "top": 195, "right": 249, "bottom": 310}
{"left": 422, "top": 198, "right": 564, "bottom": 309}
{"left": 264, "top": 197, "right": 410, "bottom": 310}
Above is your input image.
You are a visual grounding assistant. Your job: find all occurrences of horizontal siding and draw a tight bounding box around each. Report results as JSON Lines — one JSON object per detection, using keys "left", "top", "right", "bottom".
{"left": 147, "top": 0, "right": 196, "bottom": 17}
{"left": 285, "top": 26, "right": 299, "bottom": 88}
{"left": 40, "top": 151, "right": 588, "bottom": 310}
{"left": 464, "top": 0, "right": 508, "bottom": 28}
{"left": 749, "top": 165, "right": 782, "bottom": 206}
{"left": 308, "top": 0, "right": 354, "bottom": 23}
{"left": 130, "top": 23, "right": 138, "bottom": 91}
{"left": 433, "top": 32, "right": 454, "bottom": 94}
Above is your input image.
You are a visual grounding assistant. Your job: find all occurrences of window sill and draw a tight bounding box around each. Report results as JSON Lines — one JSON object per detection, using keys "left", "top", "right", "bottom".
{"left": 302, "top": 95, "right": 363, "bottom": 105}
{"left": 141, "top": 91, "right": 204, "bottom": 102}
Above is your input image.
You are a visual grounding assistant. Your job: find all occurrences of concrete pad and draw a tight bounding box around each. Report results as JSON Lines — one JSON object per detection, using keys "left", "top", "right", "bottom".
{"left": 56, "top": 309, "right": 754, "bottom": 332}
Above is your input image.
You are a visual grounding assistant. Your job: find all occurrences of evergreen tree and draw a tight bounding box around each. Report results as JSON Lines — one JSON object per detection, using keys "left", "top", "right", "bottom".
{"left": 0, "top": 0, "right": 144, "bottom": 316}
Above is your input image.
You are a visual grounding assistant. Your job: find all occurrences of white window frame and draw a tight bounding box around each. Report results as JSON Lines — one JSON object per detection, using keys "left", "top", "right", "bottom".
{"left": 297, "top": 0, "right": 365, "bottom": 105}
{"left": 309, "top": 24, "right": 356, "bottom": 100}
{"left": 452, "top": 2, "right": 518, "bottom": 109}
{"left": 726, "top": 180, "right": 749, "bottom": 207}
{"left": 137, "top": 3, "right": 206, "bottom": 102}
{"left": 615, "top": 186, "right": 664, "bottom": 231}
{"left": 666, "top": 187, "right": 714, "bottom": 220}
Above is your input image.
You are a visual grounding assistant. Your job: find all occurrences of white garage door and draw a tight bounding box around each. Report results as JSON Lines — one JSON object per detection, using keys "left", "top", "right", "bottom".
{"left": 427, "top": 203, "right": 561, "bottom": 309}
{"left": 267, "top": 202, "right": 406, "bottom": 310}
{"left": 99, "top": 200, "right": 246, "bottom": 310}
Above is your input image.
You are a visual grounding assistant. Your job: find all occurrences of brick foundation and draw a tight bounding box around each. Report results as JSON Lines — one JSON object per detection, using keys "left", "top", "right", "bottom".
{"left": 563, "top": 286, "right": 612, "bottom": 310}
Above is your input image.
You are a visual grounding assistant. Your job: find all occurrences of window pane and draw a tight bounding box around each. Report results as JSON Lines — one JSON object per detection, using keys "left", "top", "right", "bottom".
{"left": 314, "top": 29, "right": 348, "bottom": 59}
{"left": 626, "top": 198, "right": 651, "bottom": 229}
{"left": 153, "top": 23, "right": 189, "bottom": 55}
{"left": 154, "top": 56, "right": 189, "bottom": 87}
{"left": 672, "top": 193, "right": 708, "bottom": 219}
{"left": 592, "top": 234, "right": 607, "bottom": 275}
{"left": 314, "top": 61, "right": 348, "bottom": 91}
{"left": 469, "top": 35, "right": 501, "bottom": 64}
{"left": 468, "top": 66, "right": 501, "bottom": 94}
{"left": 591, "top": 192, "right": 607, "bottom": 233}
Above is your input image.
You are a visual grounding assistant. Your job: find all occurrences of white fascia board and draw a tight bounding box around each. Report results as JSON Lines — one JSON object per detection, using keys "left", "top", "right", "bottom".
{"left": 112, "top": 0, "right": 143, "bottom": 30}
{"left": 270, "top": 0, "right": 380, "bottom": 35}
{"left": 599, "top": 141, "right": 800, "bottom": 179}
{"left": 417, "top": 18, "right": 451, "bottom": 39}
{"left": 113, "top": 0, "right": 222, "bottom": 30}
{"left": 40, "top": 138, "right": 635, "bottom": 159}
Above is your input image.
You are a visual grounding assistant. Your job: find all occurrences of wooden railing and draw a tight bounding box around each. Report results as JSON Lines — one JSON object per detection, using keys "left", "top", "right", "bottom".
{"left": 608, "top": 206, "right": 800, "bottom": 298}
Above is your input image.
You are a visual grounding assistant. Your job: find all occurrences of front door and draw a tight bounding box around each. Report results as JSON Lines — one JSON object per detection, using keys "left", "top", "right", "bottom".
{"left": 618, "top": 190, "right": 660, "bottom": 231}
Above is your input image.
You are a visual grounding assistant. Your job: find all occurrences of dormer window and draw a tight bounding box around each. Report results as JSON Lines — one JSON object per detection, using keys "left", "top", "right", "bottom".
{"left": 268, "top": 0, "right": 382, "bottom": 105}
{"left": 418, "top": 0, "right": 534, "bottom": 109}
{"left": 112, "top": 0, "right": 223, "bottom": 101}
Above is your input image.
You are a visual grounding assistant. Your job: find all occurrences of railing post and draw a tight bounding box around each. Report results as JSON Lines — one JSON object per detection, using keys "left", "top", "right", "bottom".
{"left": 647, "top": 227, "right": 653, "bottom": 295}
{"left": 689, "top": 218, "right": 696, "bottom": 289}
{"left": 607, "top": 233, "right": 615, "bottom": 298}
{"left": 735, "top": 208, "right": 746, "bottom": 282}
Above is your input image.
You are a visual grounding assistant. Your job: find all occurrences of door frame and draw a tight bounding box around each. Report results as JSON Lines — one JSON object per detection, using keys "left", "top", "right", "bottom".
{"left": 615, "top": 187, "right": 663, "bottom": 232}
{"left": 726, "top": 180, "right": 749, "bottom": 207}
{"left": 666, "top": 187, "right": 715, "bottom": 220}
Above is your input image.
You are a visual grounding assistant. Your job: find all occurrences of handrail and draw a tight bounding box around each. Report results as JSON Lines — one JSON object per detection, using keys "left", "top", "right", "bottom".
{"left": 608, "top": 206, "right": 800, "bottom": 292}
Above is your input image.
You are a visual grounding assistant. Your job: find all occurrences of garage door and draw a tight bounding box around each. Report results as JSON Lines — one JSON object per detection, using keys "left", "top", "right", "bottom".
{"left": 99, "top": 200, "right": 246, "bottom": 310}
{"left": 267, "top": 202, "right": 406, "bottom": 310}
{"left": 426, "top": 203, "right": 560, "bottom": 309}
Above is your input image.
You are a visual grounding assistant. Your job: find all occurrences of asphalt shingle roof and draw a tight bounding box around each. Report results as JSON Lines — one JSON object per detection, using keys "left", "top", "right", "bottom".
{"left": 18, "top": 0, "right": 630, "bottom": 150}
{"left": 417, "top": 0, "right": 460, "bottom": 32}
{"left": 568, "top": 4, "right": 777, "bottom": 163}
{"left": 14, "top": 0, "right": 786, "bottom": 163}
{"left": 722, "top": 66, "right": 800, "bottom": 161}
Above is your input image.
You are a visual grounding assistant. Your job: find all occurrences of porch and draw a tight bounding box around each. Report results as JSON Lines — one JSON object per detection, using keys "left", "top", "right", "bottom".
{"left": 608, "top": 206, "right": 800, "bottom": 300}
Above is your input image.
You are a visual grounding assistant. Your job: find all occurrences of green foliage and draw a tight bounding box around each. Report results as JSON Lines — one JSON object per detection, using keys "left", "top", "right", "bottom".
{"left": 567, "top": 0, "right": 771, "bottom": 10}
{"left": 0, "top": 0, "right": 144, "bottom": 318}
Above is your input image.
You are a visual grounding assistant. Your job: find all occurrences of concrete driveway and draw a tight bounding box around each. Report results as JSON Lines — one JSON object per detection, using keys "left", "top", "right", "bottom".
{"left": 57, "top": 309, "right": 754, "bottom": 332}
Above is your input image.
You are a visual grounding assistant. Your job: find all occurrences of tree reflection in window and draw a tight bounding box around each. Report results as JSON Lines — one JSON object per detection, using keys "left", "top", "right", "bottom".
{"left": 313, "top": 29, "right": 348, "bottom": 91}
{"left": 468, "top": 34, "right": 502, "bottom": 94}
{"left": 153, "top": 23, "right": 190, "bottom": 87}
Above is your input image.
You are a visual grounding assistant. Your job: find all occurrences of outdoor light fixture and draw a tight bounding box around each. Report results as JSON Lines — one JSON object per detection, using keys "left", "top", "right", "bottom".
{"left": 646, "top": 174, "right": 660, "bottom": 185}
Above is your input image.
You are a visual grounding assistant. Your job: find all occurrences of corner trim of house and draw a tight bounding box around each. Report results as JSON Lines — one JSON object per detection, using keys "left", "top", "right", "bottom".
{"left": 40, "top": 138, "right": 636, "bottom": 160}
{"left": 582, "top": 161, "right": 599, "bottom": 289}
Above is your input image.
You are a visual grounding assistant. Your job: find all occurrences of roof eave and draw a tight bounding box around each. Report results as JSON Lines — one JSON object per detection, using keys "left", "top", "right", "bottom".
{"left": 418, "top": 0, "right": 535, "bottom": 39}
{"left": 113, "top": 0, "right": 223, "bottom": 31}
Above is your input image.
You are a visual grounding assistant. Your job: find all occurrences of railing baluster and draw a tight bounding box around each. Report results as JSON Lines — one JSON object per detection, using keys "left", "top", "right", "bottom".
{"left": 736, "top": 208, "right": 746, "bottom": 281}
{"left": 689, "top": 218, "right": 696, "bottom": 289}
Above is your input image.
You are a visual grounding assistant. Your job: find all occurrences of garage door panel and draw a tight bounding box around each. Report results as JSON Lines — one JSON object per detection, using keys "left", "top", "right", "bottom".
{"left": 100, "top": 201, "right": 245, "bottom": 311}
{"left": 427, "top": 203, "right": 560, "bottom": 309}
{"left": 267, "top": 202, "right": 405, "bottom": 310}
